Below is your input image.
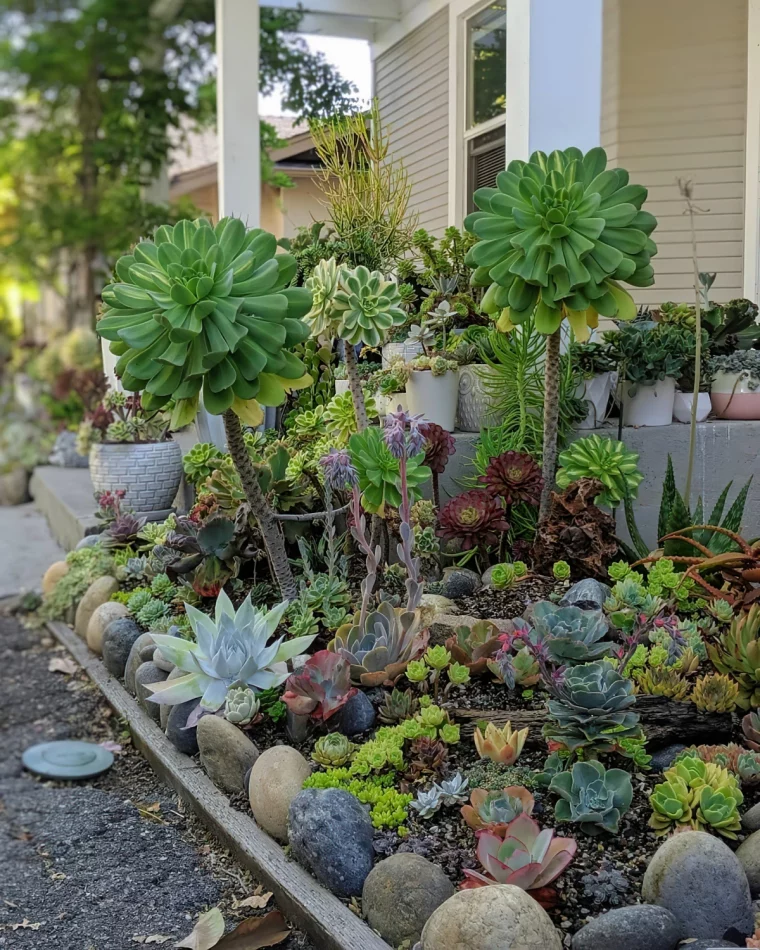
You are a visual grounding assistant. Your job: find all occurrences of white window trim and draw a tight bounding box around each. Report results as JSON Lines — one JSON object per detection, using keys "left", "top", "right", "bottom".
{"left": 447, "top": 0, "right": 531, "bottom": 227}
{"left": 745, "top": 0, "right": 760, "bottom": 301}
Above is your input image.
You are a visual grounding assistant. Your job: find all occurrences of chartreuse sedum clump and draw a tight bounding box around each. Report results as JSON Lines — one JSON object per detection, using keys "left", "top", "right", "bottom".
{"left": 144, "top": 589, "right": 316, "bottom": 711}
{"left": 303, "top": 769, "right": 412, "bottom": 830}
{"left": 549, "top": 760, "right": 633, "bottom": 835}
{"left": 98, "top": 217, "right": 313, "bottom": 428}
{"left": 465, "top": 147, "right": 658, "bottom": 341}
{"left": 649, "top": 754, "right": 743, "bottom": 838}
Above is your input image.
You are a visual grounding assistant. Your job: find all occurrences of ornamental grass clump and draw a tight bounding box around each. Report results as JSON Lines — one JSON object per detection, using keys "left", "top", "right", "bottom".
{"left": 465, "top": 147, "right": 658, "bottom": 514}
{"left": 549, "top": 760, "right": 633, "bottom": 835}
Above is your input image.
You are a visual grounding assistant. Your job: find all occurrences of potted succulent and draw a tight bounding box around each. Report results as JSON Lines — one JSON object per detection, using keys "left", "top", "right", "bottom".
{"left": 657, "top": 301, "right": 711, "bottom": 424}
{"left": 0, "top": 415, "right": 53, "bottom": 506}
{"left": 333, "top": 362, "right": 350, "bottom": 396}
{"left": 368, "top": 357, "right": 410, "bottom": 416}
{"left": 710, "top": 351, "right": 760, "bottom": 419}
{"left": 406, "top": 353, "right": 459, "bottom": 431}
{"left": 569, "top": 341, "right": 618, "bottom": 429}
{"left": 450, "top": 327, "right": 505, "bottom": 432}
{"left": 77, "top": 390, "right": 183, "bottom": 514}
{"left": 603, "top": 321, "right": 694, "bottom": 427}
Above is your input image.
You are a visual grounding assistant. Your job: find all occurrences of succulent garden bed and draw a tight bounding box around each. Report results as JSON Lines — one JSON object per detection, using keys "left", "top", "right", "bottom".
{"left": 29, "top": 135, "right": 760, "bottom": 950}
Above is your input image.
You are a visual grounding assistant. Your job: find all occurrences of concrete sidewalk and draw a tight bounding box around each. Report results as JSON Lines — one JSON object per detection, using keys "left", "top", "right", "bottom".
{"left": 0, "top": 503, "right": 64, "bottom": 597}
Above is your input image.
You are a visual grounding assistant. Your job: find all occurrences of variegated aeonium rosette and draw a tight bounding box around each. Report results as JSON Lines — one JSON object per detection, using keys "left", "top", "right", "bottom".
{"left": 145, "top": 589, "right": 316, "bottom": 712}
{"left": 97, "top": 217, "right": 313, "bottom": 429}
{"left": 465, "top": 147, "right": 658, "bottom": 340}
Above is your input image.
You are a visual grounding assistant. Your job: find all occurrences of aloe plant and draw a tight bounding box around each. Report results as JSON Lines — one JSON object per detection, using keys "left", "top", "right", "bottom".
{"left": 465, "top": 147, "right": 658, "bottom": 515}
{"left": 97, "top": 217, "right": 314, "bottom": 600}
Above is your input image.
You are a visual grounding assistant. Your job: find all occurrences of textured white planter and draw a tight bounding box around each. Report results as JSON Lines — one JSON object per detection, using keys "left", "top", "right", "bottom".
{"left": 456, "top": 364, "right": 506, "bottom": 431}
{"left": 334, "top": 379, "right": 350, "bottom": 396}
{"left": 711, "top": 371, "right": 760, "bottom": 420}
{"left": 621, "top": 377, "right": 675, "bottom": 427}
{"left": 673, "top": 391, "right": 711, "bottom": 423}
{"left": 380, "top": 392, "right": 409, "bottom": 417}
{"left": 576, "top": 372, "right": 617, "bottom": 429}
{"left": 406, "top": 370, "right": 459, "bottom": 431}
{"left": 381, "top": 340, "right": 423, "bottom": 369}
{"left": 90, "top": 441, "right": 183, "bottom": 512}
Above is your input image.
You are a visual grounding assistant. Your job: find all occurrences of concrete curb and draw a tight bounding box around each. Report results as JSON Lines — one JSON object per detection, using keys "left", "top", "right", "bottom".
{"left": 46, "top": 621, "right": 391, "bottom": 950}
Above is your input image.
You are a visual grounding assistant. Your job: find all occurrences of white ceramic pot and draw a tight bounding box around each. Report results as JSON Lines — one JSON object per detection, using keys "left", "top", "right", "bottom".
{"left": 406, "top": 369, "right": 459, "bottom": 431}
{"left": 576, "top": 372, "right": 618, "bottom": 429}
{"left": 381, "top": 340, "right": 423, "bottom": 369}
{"left": 334, "top": 379, "right": 350, "bottom": 396}
{"left": 456, "top": 364, "right": 506, "bottom": 431}
{"left": 673, "top": 391, "right": 711, "bottom": 423}
{"left": 380, "top": 392, "right": 409, "bottom": 417}
{"left": 89, "top": 440, "right": 183, "bottom": 513}
{"left": 621, "top": 377, "right": 675, "bottom": 427}
{"left": 711, "top": 371, "right": 760, "bottom": 420}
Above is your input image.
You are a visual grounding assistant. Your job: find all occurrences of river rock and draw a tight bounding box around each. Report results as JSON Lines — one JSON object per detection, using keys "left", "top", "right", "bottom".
{"left": 74, "top": 575, "right": 119, "bottom": 639}
{"left": 572, "top": 904, "right": 682, "bottom": 950}
{"left": 165, "top": 699, "right": 200, "bottom": 756}
{"left": 440, "top": 568, "right": 481, "bottom": 599}
{"left": 419, "top": 594, "right": 456, "bottom": 628}
{"left": 642, "top": 830, "right": 753, "bottom": 939}
{"left": 75, "top": 534, "right": 102, "bottom": 550}
{"left": 249, "top": 745, "right": 311, "bottom": 841}
{"left": 160, "top": 667, "right": 185, "bottom": 729}
{"left": 102, "top": 618, "right": 143, "bottom": 679}
{"left": 335, "top": 690, "right": 376, "bottom": 736}
{"left": 678, "top": 942, "right": 740, "bottom": 949}
{"left": 86, "top": 601, "right": 129, "bottom": 654}
{"left": 420, "top": 885, "right": 562, "bottom": 950}
{"left": 650, "top": 744, "right": 687, "bottom": 772}
{"left": 152, "top": 647, "right": 175, "bottom": 673}
{"left": 743, "top": 802, "right": 760, "bottom": 833}
{"left": 362, "top": 853, "right": 455, "bottom": 946}
{"left": 124, "top": 633, "right": 156, "bottom": 693}
{"left": 42, "top": 561, "right": 69, "bottom": 596}
{"left": 197, "top": 715, "right": 259, "bottom": 795}
{"left": 560, "top": 578, "right": 611, "bottom": 611}
{"left": 288, "top": 788, "right": 374, "bottom": 897}
{"left": 736, "top": 830, "right": 760, "bottom": 896}
{"left": 49, "top": 430, "right": 88, "bottom": 468}
{"left": 134, "top": 662, "right": 168, "bottom": 723}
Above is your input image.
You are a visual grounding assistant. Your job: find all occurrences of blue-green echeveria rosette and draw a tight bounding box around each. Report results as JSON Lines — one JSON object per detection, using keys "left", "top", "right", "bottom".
{"left": 97, "top": 217, "right": 313, "bottom": 429}
{"left": 464, "top": 147, "right": 658, "bottom": 340}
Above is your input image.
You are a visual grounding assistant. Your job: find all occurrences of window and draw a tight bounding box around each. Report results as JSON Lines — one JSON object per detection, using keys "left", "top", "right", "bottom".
{"left": 464, "top": 3, "right": 506, "bottom": 213}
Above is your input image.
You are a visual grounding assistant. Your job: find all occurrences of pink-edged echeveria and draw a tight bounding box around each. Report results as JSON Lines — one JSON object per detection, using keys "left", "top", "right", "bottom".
{"left": 281, "top": 650, "right": 356, "bottom": 721}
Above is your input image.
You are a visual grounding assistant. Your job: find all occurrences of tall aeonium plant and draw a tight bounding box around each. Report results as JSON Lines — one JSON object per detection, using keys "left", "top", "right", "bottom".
{"left": 464, "top": 147, "right": 659, "bottom": 517}
{"left": 96, "top": 216, "right": 314, "bottom": 601}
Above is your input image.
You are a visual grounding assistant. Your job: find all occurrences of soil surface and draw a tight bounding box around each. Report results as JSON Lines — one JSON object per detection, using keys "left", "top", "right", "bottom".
{"left": 0, "top": 608, "right": 313, "bottom": 950}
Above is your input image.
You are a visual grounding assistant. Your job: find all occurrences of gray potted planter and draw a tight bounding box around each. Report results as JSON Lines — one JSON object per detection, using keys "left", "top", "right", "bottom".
{"left": 90, "top": 440, "right": 183, "bottom": 513}
{"left": 456, "top": 364, "right": 505, "bottom": 431}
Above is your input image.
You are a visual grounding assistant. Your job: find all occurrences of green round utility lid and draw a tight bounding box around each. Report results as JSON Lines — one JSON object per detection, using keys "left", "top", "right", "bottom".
{"left": 22, "top": 740, "right": 114, "bottom": 780}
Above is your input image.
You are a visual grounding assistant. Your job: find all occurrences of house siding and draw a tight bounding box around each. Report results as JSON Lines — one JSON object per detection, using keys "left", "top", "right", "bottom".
{"left": 602, "top": 0, "right": 747, "bottom": 304}
{"left": 374, "top": 9, "right": 450, "bottom": 234}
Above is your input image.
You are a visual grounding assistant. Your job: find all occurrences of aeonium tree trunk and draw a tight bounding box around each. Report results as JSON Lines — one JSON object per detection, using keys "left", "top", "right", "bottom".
{"left": 342, "top": 339, "right": 369, "bottom": 432}
{"left": 223, "top": 410, "right": 298, "bottom": 601}
{"left": 539, "top": 328, "right": 562, "bottom": 519}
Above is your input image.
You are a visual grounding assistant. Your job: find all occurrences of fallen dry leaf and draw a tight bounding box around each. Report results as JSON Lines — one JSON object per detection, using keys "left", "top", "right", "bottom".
{"left": 215, "top": 911, "right": 289, "bottom": 950}
{"left": 11, "top": 920, "right": 41, "bottom": 931}
{"left": 48, "top": 657, "right": 78, "bottom": 675}
{"left": 232, "top": 893, "right": 272, "bottom": 911}
{"left": 99, "top": 740, "right": 123, "bottom": 754}
{"left": 174, "top": 908, "right": 225, "bottom": 950}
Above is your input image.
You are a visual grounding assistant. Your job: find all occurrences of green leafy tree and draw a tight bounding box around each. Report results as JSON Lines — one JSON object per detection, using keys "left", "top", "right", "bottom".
{"left": 0, "top": 1, "right": 357, "bottom": 324}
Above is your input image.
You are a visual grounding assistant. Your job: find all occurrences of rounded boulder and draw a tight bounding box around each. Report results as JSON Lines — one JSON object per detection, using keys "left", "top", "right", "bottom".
{"left": 572, "top": 904, "right": 682, "bottom": 950}
{"left": 134, "top": 661, "right": 168, "bottom": 722}
{"left": 736, "top": 829, "right": 760, "bottom": 896}
{"left": 74, "top": 575, "right": 119, "bottom": 639}
{"left": 196, "top": 715, "right": 259, "bottom": 794}
{"left": 42, "top": 561, "right": 69, "bottom": 596}
{"left": 288, "top": 788, "right": 374, "bottom": 898}
{"left": 249, "top": 746, "right": 311, "bottom": 842}
{"left": 420, "top": 885, "right": 562, "bottom": 950}
{"left": 102, "top": 618, "right": 143, "bottom": 679}
{"left": 86, "top": 601, "right": 129, "bottom": 654}
{"left": 642, "top": 830, "right": 752, "bottom": 939}
{"left": 362, "top": 853, "right": 455, "bottom": 946}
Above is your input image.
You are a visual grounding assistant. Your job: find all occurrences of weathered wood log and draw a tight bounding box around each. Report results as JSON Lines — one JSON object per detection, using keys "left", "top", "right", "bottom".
{"left": 453, "top": 695, "right": 733, "bottom": 749}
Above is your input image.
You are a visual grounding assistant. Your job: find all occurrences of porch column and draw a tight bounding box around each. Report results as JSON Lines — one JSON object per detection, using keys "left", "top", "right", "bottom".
{"left": 506, "top": 0, "right": 602, "bottom": 162}
{"left": 744, "top": 0, "right": 760, "bottom": 301}
{"left": 216, "top": 0, "right": 261, "bottom": 224}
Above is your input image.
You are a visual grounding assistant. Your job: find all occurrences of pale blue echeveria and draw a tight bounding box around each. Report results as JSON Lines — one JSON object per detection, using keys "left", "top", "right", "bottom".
{"left": 145, "top": 588, "right": 316, "bottom": 711}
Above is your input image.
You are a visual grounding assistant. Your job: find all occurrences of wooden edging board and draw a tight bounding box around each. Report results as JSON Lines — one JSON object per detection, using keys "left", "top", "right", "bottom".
{"left": 46, "top": 622, "right": 391, "bottom": 950}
